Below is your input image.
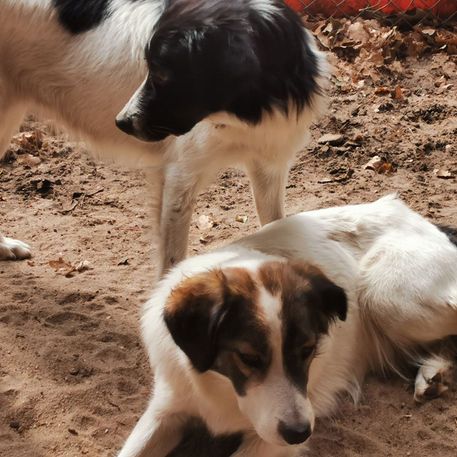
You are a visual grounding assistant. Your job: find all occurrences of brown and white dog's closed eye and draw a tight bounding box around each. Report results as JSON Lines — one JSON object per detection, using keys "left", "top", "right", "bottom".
{"left": 118, "top": 195, "right": 457, "bottom": 457}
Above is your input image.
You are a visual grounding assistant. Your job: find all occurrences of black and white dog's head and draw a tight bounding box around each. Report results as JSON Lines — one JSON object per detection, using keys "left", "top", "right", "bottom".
{"left": 116, "top": 0, "right": 322, "bottom": 141}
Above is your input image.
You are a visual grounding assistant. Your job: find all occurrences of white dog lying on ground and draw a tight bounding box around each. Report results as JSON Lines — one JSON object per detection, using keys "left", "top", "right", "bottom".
{"left": 117, "top": 194, "right": 457, "bottom": 457}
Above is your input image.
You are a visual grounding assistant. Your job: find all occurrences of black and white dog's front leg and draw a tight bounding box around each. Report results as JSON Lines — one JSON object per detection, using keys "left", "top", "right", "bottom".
{"left": 0, "top": 233, "right": 31, "bottom": 260}
{"left": 246, "top": 159, "right": 291, "bottom": 226}
{"left": 156, "top": 163, "right": 204, "bottom": 277}
{"left": 155, "top": 158, "right": 291, "bottom": 277}
{"left": 0, "top": 94, "right": 31, "bottom": 260}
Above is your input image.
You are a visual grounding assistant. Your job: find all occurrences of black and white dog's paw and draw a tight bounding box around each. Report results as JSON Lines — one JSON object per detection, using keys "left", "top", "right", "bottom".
{"left": 0, "top": 236, "right": 32, "bottom": 260}
{"left": 414, "top": 355, "right": 453, "bottom": 402}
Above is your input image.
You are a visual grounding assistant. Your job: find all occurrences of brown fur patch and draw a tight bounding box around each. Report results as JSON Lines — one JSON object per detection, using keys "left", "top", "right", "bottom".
{"left": 223, "top": 267, "right": 259, "bottom": 306}
{"left": 166, "top": 270, "right": 225, "bottom": 315}
{"left": 258, "top": 261, "right": 325, "bottom": 297}
{"left": 164, "top": 267, "right": 271, "bottom": 383}
{"left": 166, "top": 267, "right": 259, "bottom": 314}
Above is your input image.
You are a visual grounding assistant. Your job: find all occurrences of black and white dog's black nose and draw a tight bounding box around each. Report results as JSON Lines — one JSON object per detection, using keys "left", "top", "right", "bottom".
{"left": 115, "top": 116, "right": 135, "bottom": 135}
{"left": 278, "top": 420, "right": 312, "bottom": 445}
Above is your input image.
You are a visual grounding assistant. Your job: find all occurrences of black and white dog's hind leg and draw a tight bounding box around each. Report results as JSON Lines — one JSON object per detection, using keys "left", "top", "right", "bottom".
{"left": 0, "top": 84, "right": 31, "bottom": 260}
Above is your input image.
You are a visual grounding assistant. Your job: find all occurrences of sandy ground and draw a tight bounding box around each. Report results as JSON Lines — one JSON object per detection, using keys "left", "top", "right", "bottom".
{"left": 1, "top": 19, "right": 457, "bottom": 457}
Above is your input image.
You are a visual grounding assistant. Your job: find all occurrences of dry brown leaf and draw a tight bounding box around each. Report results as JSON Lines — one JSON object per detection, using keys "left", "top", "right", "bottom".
{"left": 19, "top": 154, "right": 42, "bottom": 166}
{"left": 48, "top": 257, "right": 73, "bottom": 271}
{"left": 377, "top": 162, "right": 395, "bottom": 174}
{"left": 49, "top": 256, "right": 93, "bottom": 277}
{"left": 12, "top": 130, "right": 44, "bottom": 152}
{"left": 318, "top": 133, "right": 344, "bottom": 146}
{"left": 375, "top": 86, "right": 391, "bottom": 95}
{"left": 74, "top": 260, "right": 93, "bottom": 273}
{"left": 347, "top": 22, "right": 369, "bottom": 44}
{"left": 199, "top": 235, "right": 215, "bottom": 245}
{"left": 363, "top": 156, "right": 383, "bottom": 171}
{"left": 434, "top": 169, "right": 454, "bottom": 179}
{"left": 393, "top": 86, "right": 404, "bottom": 101}
{"left": 197, "top": 214, "right": 214, "bottom": 231}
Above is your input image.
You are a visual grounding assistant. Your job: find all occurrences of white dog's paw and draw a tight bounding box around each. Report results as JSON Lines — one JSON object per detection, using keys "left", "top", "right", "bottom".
{"left": 0, "top": 236, "right": 32, "bottom": 260}
{"left": 414, "top": 355, "right": 453, "bottom": 403}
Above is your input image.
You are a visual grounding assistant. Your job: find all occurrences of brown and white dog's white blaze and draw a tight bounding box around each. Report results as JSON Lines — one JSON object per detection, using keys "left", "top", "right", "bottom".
{"left": 164, "top": 261, "right": 347, "bottom": 446}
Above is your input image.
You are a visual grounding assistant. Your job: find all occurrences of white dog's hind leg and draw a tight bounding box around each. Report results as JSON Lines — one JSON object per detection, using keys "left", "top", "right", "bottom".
{"left": 414, "top": 354, "right": 453, "bottom": 402}
{"left": 0, "top": 235, "right": 31, "bottom": 260}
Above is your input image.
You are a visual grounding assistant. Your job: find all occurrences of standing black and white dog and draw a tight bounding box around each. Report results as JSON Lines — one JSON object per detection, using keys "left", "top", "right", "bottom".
{"left": 0, "top": 0, "right": 327, "bottom": 274}
{"left": 118, "top": 195, "right": 457, "bottom": 457}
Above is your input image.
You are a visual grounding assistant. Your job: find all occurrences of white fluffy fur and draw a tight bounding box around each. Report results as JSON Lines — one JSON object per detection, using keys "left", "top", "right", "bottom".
{"left": 118, "top": 195, "right": 457, "bottom": 456}
{"left": 0, "top": 0, "right": 328, "bottom": 273}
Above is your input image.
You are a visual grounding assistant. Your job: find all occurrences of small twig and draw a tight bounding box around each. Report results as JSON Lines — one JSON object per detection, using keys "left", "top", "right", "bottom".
{"left": 61, "top": 187, "right": 103, "bottom": 214}
{"left": 61, "top": 199, "right": 82, "bottom": 214}
{"left": 86, "top": 187, "right": 104, "bottom": 197}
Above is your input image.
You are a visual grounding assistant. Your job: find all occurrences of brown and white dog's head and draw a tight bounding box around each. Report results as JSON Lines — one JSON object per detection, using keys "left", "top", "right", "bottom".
{"left": 164, "top": 261, "right": 347, "bottom": 447}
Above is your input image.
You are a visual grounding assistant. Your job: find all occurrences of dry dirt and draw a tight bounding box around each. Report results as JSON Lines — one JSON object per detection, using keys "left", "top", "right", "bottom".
{"left": 1, "top": 19, "right": 457, "bottom": 457}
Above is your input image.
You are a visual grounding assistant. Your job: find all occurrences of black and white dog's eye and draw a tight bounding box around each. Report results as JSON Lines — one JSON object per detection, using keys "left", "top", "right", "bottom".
{"left": 237, "top": 352, "right": 263, "bottom": 369}
{"left": 299, "top": 345, "right": 315, "bottom": 360}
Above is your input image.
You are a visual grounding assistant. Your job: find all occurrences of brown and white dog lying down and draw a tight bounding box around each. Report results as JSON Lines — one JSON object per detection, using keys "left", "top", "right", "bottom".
{"left": 0, "top": 0, "right": 327, "bottom": 275}
{"left": 117, "top": 195, "right": 457, "bottom": 457}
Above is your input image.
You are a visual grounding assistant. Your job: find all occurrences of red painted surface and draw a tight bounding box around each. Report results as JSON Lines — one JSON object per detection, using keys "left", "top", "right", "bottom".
{"left": 285, "top": 0, "right": 457, "bottom": 17}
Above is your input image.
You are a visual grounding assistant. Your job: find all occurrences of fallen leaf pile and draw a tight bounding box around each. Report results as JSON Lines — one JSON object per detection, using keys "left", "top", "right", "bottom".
{"left": 311, "top": 17, "right": 456, "bottom": 90}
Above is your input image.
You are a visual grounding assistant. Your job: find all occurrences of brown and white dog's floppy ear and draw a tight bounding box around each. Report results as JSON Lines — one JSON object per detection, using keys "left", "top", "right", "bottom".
{"left": 164, "top": 271, "right": 229, "bottom": 372}
{"left": 310, "top": 273, "right": 347, "bottom": 322}
{"left": 290, "top": 262, "right": 348, "bottom": 323}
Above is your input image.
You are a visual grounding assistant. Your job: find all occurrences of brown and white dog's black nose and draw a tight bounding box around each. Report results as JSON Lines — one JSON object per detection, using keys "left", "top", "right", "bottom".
{"left": 278, "top": 420, "right": 312, "bottom": 445}
{"left": 115, "top": 115, "right": 135, "bottom": 135}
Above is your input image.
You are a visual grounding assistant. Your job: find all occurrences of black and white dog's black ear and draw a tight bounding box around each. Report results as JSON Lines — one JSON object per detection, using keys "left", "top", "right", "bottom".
{"left": 218, "top": 31, "right": 263, "bottom": 122}
{"left": 219, "top": 31, "right": 260, "bottom": 85}
{"left": 164, "top": 271, "right": 230, "bottom": 372}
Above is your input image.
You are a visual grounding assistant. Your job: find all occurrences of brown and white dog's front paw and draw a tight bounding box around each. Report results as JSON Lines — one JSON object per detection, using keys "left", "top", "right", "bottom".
{"left": 0, "top": 236, "right": 31, "bottom": 260}
{"left": 414, "top": 356, "right": 453, "bottom": 403}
